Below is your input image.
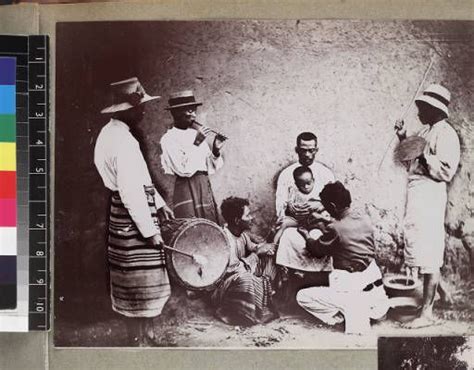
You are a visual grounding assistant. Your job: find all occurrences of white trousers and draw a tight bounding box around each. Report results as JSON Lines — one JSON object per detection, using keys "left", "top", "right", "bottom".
{"left": 296, "top": 261, "right": 389, "bottom": 334}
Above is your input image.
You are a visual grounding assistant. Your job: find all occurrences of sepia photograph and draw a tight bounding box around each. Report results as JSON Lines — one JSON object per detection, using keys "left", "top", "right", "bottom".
{"left": 378, "top": 336, "right": 473, "bottom": 370}
{"left": 54, "top": 20, "right": 473, "bottom": 347}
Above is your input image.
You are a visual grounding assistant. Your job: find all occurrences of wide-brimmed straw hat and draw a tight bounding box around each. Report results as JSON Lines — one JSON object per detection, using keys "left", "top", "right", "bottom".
{"left": 101, "top": 77, "right": 160, "bottom": 114}
{"left": 415, "top": 83, "right": 450, "bottom": 117}
{"left": 165, "top": 90, "right": 203, "bottom": 110}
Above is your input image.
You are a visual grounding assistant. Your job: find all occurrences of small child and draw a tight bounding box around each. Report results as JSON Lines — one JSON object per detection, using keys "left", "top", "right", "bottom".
{"left": 273, "top": 166, "right": 330, "bottom": 244}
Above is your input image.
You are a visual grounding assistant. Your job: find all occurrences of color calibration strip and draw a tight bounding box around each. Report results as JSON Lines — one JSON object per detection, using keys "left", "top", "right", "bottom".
{"left": 0, "top": 35, "right": 49, "bottom": 331}
{"left": 0, "top": 57, "right": 17, "bottom": 310}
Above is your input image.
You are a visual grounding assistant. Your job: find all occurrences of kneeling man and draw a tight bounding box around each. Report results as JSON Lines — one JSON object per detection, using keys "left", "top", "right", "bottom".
{"left": 211, "top": 197, "right": 278, "bottom": 326}
{"left": 296, "top": 182, "right": 389, "bottom": 334}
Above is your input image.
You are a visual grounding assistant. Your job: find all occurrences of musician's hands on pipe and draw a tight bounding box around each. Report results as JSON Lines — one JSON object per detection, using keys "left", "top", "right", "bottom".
{"left": 394, "top": 119, "right": 407, "bottom": 141}
{"left": 193, "top": 126, "right": 210, "bottom": 146}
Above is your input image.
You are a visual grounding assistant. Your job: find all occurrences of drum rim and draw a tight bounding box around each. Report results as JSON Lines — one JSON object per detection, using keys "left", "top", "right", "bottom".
{"left": 164, "top": 218, "right": 231, "bottom": 291}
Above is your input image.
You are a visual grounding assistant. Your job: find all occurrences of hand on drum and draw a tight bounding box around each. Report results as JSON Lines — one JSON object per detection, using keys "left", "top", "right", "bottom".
{"left": 159, "top": 204, "right": 175, "bottom": 221}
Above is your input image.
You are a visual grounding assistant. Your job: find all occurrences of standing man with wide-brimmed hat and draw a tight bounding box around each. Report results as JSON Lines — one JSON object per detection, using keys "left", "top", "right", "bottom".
{"left": 160, "top": 90, "right": 226, "bottom": 223}
{"left": 394, "top": 83, "right": 461, "bottom": 328}
{"left": 94, "top": 77, "right": 174, "bottom": 345}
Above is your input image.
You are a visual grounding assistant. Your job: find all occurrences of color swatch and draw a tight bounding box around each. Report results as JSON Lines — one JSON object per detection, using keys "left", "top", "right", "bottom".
{"left": 0, "top": 57, "right": 17, "bottom": 310}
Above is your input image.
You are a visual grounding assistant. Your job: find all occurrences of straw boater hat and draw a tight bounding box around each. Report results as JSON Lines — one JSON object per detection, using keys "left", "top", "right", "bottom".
{"left": 100, "top": 77, "right": 160, "bottom": 114}
{"left": 415, "top": 83, "right": 451, "bottom": 117}
{"left": 165, "top": 90, "right": 202, "bottom": 110}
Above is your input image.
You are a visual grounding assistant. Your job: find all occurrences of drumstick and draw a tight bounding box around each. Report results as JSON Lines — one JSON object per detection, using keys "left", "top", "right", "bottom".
{"left": 376, "top": 56, "right": 434, "bottom": 174}
{"left": 162, "top": 244, "right": 207, "bottom": 271}
{"left": 162, "top": 244, "right": 194, "bottom": 259}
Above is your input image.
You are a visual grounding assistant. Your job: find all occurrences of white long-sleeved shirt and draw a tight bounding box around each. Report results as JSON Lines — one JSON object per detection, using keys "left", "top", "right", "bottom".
{"left": 275, "top": 161, "right": 334, "bottom": 220}
{"left": 160, "top": 127, "right": 223, "bottom": 177}
{"left": 94, "top": 119, "right": 165, "bottom": 238}
{"left": 408, "top": 119, "right": 461, "bottom": 183}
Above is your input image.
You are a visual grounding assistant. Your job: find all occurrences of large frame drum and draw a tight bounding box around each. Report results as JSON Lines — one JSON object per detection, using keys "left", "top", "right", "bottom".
{"left": 161, "top": 218, "right": 230, "bottom": 291}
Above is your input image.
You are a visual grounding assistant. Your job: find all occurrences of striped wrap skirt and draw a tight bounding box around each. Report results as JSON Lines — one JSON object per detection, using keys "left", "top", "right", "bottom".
{"left": 173, "top": 171, "right": 219, "bottom": 223}
{"left": 107, "top": 186, "right": 171, "bottom": 318}
{"left": 211, "top": 254, "right": 278, "bottom": 326}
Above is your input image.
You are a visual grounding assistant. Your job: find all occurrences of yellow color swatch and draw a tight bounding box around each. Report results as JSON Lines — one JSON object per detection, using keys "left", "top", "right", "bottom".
{"left": 0, "top": 142, "right": 16, "bottom": 171}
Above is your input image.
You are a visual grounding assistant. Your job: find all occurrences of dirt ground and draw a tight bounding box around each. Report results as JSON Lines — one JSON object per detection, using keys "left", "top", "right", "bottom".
{"left": 55, "top": 280, "right": 473, "bottom": 348}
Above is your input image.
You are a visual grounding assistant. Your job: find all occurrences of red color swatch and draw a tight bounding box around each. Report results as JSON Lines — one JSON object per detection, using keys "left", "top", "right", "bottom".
{"left": 0, "top": 171, "right": 16, "bottom": 198}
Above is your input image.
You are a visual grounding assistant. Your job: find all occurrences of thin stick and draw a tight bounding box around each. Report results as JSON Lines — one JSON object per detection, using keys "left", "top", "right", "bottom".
{"left": 400, "top": 57, "right": 435, "bottom": 120}
{"left": 162, "top": 244, "right": 194, "bottom": 259}
{"left": 377, "top": 56, "right": 434, "bottom": 173}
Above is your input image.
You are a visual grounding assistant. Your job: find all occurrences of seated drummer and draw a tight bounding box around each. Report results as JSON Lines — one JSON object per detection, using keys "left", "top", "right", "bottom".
{"left": 210, "top": 197, "right": 278, "bottom": 326}
{"left": 296, "top": 181, "right": 390, "bottom": 334}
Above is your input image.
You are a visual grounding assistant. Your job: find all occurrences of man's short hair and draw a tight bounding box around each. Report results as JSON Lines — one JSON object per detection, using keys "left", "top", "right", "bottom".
{"left": 221, "top": 196, "right": 249, "bottom": 224}
{"left": 293, "top": 166, "right": 313, "bottom": 181}
{"left": 319, "top": 181, "right": 351, "bottom": 209}
{"left": 296, "top": 132, "right": 318, "bottom": 147}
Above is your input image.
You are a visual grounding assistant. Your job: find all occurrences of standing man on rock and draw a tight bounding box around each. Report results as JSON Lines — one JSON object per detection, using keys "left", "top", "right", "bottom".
{"left": 395, "top": 83, "right": 461, "bottom": 328}
{"left": 161, "top": 90, "right": 226, "bottom": 223}
{"left": 95, "top": 77, "right": 174, "bottom": 345}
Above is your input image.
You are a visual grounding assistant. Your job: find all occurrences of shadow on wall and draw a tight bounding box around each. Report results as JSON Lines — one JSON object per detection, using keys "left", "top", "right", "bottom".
{"left": 54, "top": 20, "right": 474, "bottom": 319}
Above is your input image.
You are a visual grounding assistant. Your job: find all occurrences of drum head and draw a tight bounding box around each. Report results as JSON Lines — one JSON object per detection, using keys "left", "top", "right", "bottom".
{"left": 165, "top": 219, "right": 230, "bottom": 291}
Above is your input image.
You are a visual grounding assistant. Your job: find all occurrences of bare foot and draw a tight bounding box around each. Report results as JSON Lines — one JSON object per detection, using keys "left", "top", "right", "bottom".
{"left": 437, "top": 292, "right": 454, "bottom": 308}
{"left": 326, "top": 313, "right": 344, "bottom": 325}
{"left": 402, "top": 314, "right": 439, "bottom": 329}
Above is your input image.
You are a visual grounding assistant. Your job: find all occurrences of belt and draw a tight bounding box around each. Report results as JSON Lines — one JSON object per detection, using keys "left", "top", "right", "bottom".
{"left": 176, "top": 171, "right": 208, "bottom": 179}
{"left": 362, "top": 279, "right": 383, "bottom": 292}
{"left": 334, "top": 259, "right": 369, "bottom": 273}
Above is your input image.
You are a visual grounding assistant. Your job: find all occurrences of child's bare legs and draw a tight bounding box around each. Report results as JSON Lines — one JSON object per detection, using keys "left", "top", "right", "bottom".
{"left": 273, "top": 217, "right": 299, "bottom": 244}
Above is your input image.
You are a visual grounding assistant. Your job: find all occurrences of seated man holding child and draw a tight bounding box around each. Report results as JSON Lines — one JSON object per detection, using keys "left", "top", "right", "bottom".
{"left": 296, "top": 181, "right": 390, "bottom": 335}
{"left": 273, "top": 166, "right": 331, "bottom": 245}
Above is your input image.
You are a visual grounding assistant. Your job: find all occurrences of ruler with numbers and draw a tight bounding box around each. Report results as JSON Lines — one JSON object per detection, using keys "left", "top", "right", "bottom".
{"left": 0, "top": 35, "right": 49, "bottom": 331}
{"left": 27, "top": 35, "right": 49, "bottom": 331}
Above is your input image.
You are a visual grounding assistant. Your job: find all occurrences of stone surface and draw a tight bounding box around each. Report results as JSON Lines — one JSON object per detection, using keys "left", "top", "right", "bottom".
{"left": 55, "top": 20, "right": 473, "bottom": 319}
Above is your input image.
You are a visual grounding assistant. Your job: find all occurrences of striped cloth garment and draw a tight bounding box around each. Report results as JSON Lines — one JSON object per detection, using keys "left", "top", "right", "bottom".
{"left": 107, "top": 187, "right": 171, "bottom": 318}
{"left": 211, "top": 230, "right": 278, "bottom": 326}
{"left": 173, "top": 171, "right": 219, "bottom": 223}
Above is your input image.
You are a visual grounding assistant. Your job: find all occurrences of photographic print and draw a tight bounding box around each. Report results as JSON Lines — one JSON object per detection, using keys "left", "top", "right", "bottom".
{"left": 378, "top": 336, "right": 473, "bottom": 370}
{"left": 54, "top": 20, "right": 473, "bottom": 347}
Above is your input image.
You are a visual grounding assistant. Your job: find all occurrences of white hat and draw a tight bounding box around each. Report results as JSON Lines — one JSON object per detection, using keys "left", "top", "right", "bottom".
{"left": 101, "top": 77, "right": 160, "bottom": 114}
{"left": 415, "top": 83, "right": 451, "bottom": 117}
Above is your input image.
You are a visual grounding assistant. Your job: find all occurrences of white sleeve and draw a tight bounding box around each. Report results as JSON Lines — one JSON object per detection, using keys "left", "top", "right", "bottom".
{"left": 116, "top": 139, "right": 159, "bottom": 238}
{"left": 275, "top": 169, "right": 290, "bottom": 220}
{"left": 424, "top": 127, "right": 461, "bottom": 182}
{"left": 205, "top": 143, "right": 224, "bottom": 174}
{"left": 160, "top": 137, "right": 177, "bottom": 176}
